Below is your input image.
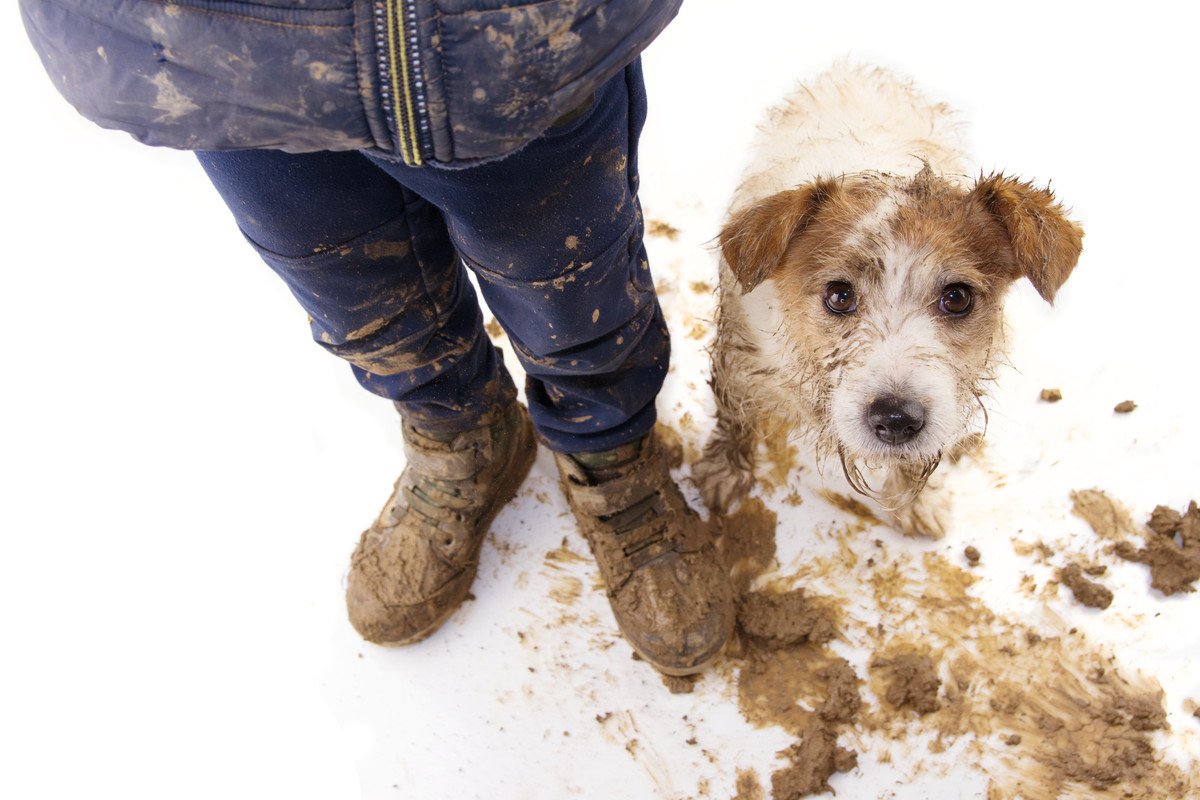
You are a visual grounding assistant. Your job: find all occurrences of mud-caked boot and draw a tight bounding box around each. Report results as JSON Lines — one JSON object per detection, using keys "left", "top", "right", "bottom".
{"left": 554, "top": 433, "right": 735, "bottom": 675}
{"left": 346, "top": 402, "right": 536, "bottom": 645}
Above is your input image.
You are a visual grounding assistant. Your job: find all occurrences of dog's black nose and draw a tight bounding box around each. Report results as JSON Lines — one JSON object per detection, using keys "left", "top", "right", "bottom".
{"left": 867, "top": 396, "right": 925, "bottom": 445}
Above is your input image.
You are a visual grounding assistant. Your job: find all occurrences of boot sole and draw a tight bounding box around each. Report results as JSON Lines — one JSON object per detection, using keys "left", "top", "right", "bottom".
{"left": 374, "top": 409, "right": 538, "bottom": 647}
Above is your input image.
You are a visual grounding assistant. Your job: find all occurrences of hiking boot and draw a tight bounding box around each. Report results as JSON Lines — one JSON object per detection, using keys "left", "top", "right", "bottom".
{"left": 554, "top": 432, "right": 735, "bottom": 675}
{"left": 346, "top": 402, "right": 536, "bottom": 645}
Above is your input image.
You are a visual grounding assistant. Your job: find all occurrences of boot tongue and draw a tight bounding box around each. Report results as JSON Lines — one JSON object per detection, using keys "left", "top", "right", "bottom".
{"left": 570, "top": 438, "right": 645, "bottom": 483}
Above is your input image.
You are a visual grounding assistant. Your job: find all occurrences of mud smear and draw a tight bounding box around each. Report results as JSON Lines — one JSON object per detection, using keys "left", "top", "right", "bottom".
{"left": 721, "top": 502, "right": 862, "bottom": 798}
{"left": 818, "top": 489, "right": 883, "bottom": 528}
{"left": 871, "top": 649, "right": 941, "bottom": 714}
{"left": 739, "top": 590, "right": 837, "bottom": 649}
{"left": 732, "top": 768, "right": 765, "bottom": 800}
{"left": 719, "top": 494, "right": 1193, "bottom": 799}
{"left": 1074, "top": 491, "right": 1200, "bottom": 595}
{"left": 655, "top": 422, "right": 685, "bottom": 470}
{"left": 771, "top": 721, "right": 858, "bottom": 799}
{"left": 1060, "top": 562, "right": 1113, "bottom": 609}
{"left": 715, "top": 497, "right": 779, "bottom": 594}
{"left": 647, "top": 219, "right": 681, "bottom": 240}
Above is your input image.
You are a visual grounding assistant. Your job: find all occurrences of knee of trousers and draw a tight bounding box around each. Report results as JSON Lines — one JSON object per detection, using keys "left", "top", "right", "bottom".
{"left": 469, "top": 222, "right": 664, "bottom": 378}
{"left": 245, "top": 215, "right": 477, "bottom": 377}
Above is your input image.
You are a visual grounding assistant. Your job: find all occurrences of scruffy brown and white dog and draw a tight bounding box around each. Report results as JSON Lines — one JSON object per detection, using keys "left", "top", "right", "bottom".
{"left": 694, "top": 64, "right": 1083, "bottom": 537}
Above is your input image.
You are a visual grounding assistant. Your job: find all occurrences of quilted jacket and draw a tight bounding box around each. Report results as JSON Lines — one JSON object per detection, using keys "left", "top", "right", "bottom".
{"left": 20, "top": 0, "right": 681, "bottom": 166}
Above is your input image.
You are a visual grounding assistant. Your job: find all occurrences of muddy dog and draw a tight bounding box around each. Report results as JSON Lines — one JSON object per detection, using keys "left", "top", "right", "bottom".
{"left": 694, "top": 64, "right": 1083, "bottom": 537}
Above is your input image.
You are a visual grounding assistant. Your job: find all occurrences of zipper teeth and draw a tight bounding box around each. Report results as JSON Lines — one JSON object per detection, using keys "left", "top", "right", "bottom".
{"left": 372, "top": 2, "right": 400, "bottom": 154}
{"left": 401, "top": 0, "right": 432, "bottom": 161}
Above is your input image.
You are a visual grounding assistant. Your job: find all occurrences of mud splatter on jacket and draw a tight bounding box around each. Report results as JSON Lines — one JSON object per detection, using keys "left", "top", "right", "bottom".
{"left": 20, "top": 0, "right": 680, "bottom": 167}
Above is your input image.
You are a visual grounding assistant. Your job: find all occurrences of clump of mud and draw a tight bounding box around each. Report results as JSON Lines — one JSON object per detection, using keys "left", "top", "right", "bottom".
{"left": 770, "top": 722, "right": 858, "bottom": 799}
{"left": 715, "top": 499, "right": 866, "bottom": 799}
{"left": 1073, "top": 491, "right": 1200, "bottom": 595}
{"left": 1040, "top": 388, "right": 1063, "bottom": 402}
{"left": 1060, "top": 562, "right": 1114, "bottom": 609}
{"left": 1114, "top": 399, "right": 1137, "bottom": 413}
{"left": 738, "top": 590, "right": 836, "bottom": 648}
{"left": 715, "top": 496, "right": 779, "bottom": 593}
{"left": 871, "top": 651, "right": 941, "bottom": 714}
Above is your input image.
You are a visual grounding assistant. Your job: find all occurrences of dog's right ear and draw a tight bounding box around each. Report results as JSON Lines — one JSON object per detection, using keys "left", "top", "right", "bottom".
{"left": 719, "top": 180, "right": 837, "bottom": 293}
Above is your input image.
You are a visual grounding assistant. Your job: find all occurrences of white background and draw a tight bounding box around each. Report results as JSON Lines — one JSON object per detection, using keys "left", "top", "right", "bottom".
{"left": 2, "top": 1, "right": 1199, "bottom": 798}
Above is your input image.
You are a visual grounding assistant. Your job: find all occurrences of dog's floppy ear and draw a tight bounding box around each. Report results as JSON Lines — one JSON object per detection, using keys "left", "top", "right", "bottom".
{"left": 719, "top": 180, "right": 837, "bottom": 293}
{"left": 969, "top": 173, "right": 1084, "bottom": 304}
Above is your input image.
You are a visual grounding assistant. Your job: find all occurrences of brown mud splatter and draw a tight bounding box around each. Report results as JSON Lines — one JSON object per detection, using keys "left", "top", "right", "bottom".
{"left": 647, "top": 219, "right": 680, "bottom": 240}
{"left": 1039, "top": 388, "right": 1063, "bottom": 402}
{"left": 1114, "top": 399, "right": 1137, "bottom": 413}
{"left": 818, "top": 489, "right": 883, "bottom": 528}
{"left": 1073, "top": 491, "right": 1200, "bottom": 595}
{"left": 721, "top": 490, "right": 1192, "bottom": 799}
{"left": 1060, "top": 562, "right": 1113, "bottom": 609}
{"left": 655, "top": 422, "right": 685, "bottom": 470}
{"left": 771, "top": 721, "right": 858, "bottom": 799}
{"left": 732, "top": 768, "right": 765, "bottom": 800}
{"left": 661, "top": 673, "right": 699, "bottom": 694}
{"left": 738, "top": 590, "right": 837, "bottom": 649}
{"left": 713, "top": 497, "right": 779, "bottom": 594}
{"left": 870, "top": 649, "right": 941, "bottom": 715}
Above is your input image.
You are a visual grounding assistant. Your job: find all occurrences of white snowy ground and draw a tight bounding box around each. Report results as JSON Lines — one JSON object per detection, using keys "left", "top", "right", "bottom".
{"left": 2, "top": 2, "right": 1199, "bottom": 798}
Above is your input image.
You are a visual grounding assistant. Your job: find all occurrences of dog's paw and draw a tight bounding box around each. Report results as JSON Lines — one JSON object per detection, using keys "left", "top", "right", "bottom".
{"left": 693, "top": 446, "right": 755, "bottom": 513}
{"left": 888, "top": 491, "right": 951, "bottom": 540}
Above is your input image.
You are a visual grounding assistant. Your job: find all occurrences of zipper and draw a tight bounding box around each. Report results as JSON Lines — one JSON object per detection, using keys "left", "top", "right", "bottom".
{"left": 375, "top": 0, "right": 430, "bottom": 166}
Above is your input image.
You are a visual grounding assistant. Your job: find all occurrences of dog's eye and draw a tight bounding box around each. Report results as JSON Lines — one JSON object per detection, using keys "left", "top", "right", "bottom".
{"left": 824, "top": 282, "right": 857, "bottom": 314}
{"left": 939, "top": 283, "right": 973, "bottom": 316}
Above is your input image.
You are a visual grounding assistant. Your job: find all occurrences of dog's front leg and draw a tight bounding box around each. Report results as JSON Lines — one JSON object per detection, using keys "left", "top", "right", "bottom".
{"left": 883, "top": 462, "right": 951, "bottom": 540}
{"left": 695, "top": 408, "right": 757, "bottom": 513}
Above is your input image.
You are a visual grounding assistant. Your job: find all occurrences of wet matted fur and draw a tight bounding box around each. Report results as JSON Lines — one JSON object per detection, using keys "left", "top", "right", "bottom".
{"left": 694, "top": 64, "right": 1083, "bottom": 537}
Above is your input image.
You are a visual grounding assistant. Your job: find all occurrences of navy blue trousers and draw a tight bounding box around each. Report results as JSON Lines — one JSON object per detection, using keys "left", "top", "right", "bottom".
{"left": 197, "top": 62, "right": 667, "bottom": 453}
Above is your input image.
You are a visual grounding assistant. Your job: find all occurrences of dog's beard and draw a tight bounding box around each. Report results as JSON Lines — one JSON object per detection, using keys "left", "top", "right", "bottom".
{"left": 837, "top": 445, "right": 942, "bottom": 511}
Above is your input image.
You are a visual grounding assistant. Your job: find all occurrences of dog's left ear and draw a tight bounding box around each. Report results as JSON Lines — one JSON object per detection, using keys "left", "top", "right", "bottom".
{"left": 719, "top": 179, "right": 837, "bottom": 294}
{"left": 969, "top": 174, "right": 1084, "bottom": 304}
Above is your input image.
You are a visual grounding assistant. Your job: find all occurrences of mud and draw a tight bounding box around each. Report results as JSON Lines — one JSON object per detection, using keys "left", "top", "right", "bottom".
{"left": 714, "top": 497, "right": 779, "bottom": 593}
{"left": 1114, "top": 399, "right": 1137, "bottom": 413}
{"left": 661, "top": 673, "right": 698, "bottom": 694}
{"left": 714, "top": 487, "right": 1193, "bottom": 798}
{"left": 654, "top": 422, "right": 685, "bottom": 470}
{"left": 738, "top": 590, "right": 836, "bottom": 648}
{"left": 1040, "top": 388, "right": 1063, "bottom": 402}
{"left": 732, "top": 769, "right": 765, "bottom": 800}
{"left": 871, "top": 651, "right": 941, "bottom": 714}
{"left": 1074, "top": 491, "right": 1200, "bottom": 595}
{"left": 964, "top": 545, "right": 981, "bottom": 565}
{"left": 1060, "top": 562, "right": 1114, "bottom": 609}
{"left": 647, "top": 219, "right": 680, "bottom": 240}
{"left": 818, "top": 489, "right": 882, "bottom": 527}
{"left": 1071, "top": 488, "right": 1135, "bottom": 541}
{"left": 815, "top": 659, "right": 862, "bottom": 723}
{"left": 770, "top": 721, "right": 858, "bottom": 799}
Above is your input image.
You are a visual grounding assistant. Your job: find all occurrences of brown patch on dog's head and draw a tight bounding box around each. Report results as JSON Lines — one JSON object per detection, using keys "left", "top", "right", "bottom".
{"left": 968, "top": 174, "right": 1084, "bottom": 304}
{"left": 720, "top": 179, "right": 839, "bottom": 293}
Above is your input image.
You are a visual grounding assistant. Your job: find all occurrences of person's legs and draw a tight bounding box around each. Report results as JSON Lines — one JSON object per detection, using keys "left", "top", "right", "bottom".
{"left": 196, "top": 148, "right": 535, "bottom": 645}
{"left": 366, "top": 60, "right": 666, "bottom": 454}
{"left": 196, "top": 148, "right": 515, "bottom": 431}
{"left": 367, "top": 61, "right": 733, "bottom": 674}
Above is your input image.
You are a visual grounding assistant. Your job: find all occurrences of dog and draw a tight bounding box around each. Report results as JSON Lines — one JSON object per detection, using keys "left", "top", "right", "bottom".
{"left": 694, "top": 64, "right": 1083, "bottom": 538}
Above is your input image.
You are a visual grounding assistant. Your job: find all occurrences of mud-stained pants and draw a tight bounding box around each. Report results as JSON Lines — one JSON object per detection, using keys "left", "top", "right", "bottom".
{"left": 198, "top": 62, "right": 667, "bottom": 453}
